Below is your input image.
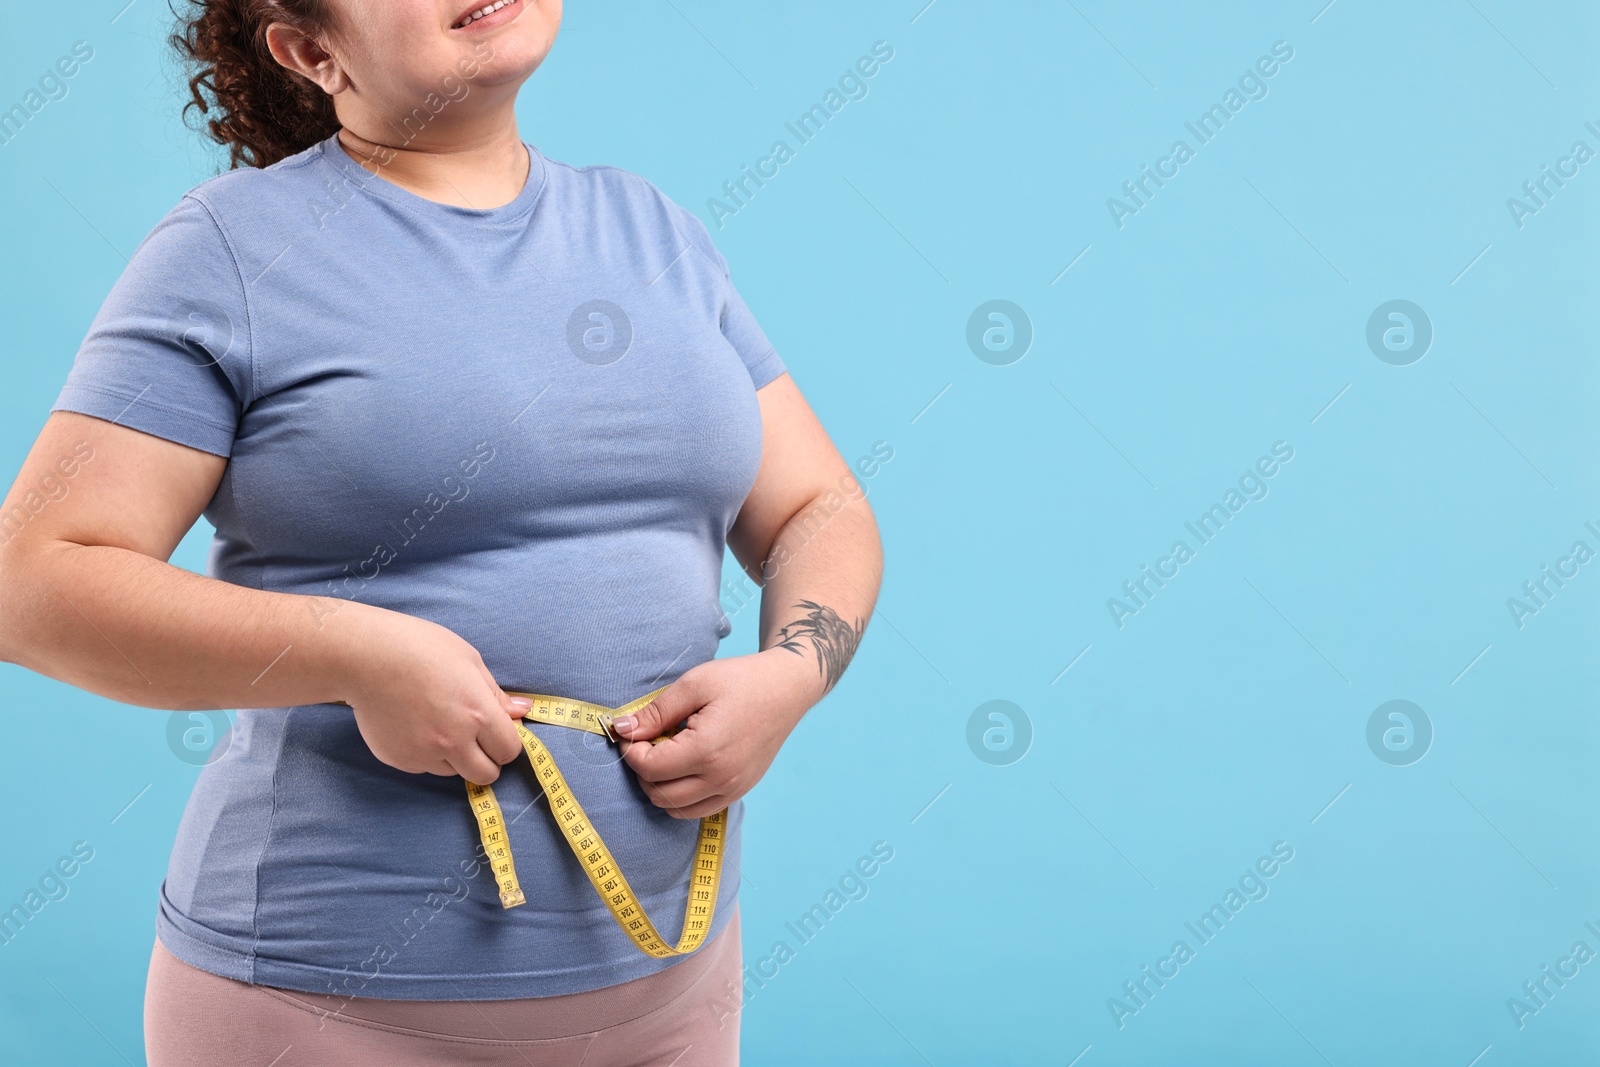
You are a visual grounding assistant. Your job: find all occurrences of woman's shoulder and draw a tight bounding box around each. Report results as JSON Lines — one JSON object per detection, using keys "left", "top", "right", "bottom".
{"left": 165, "top": 134, "right": 349, "bottom": 248}
{"left": 540, "top": 153, "right": 665, "bottom": 203}
{"left": 539, "top": 152, "right": 724, "bottom": 270}
{"left": 183, "top": 135, "right": 328, "bottom": 204}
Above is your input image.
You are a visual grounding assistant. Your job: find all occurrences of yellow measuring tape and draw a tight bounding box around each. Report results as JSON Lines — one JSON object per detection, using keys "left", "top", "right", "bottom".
{"left": 465, "top": 686, "right": 725, "bottom": 958}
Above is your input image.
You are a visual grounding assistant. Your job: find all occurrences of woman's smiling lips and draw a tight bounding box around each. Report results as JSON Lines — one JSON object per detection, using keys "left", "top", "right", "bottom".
{"left": 451, "top": 0, "right": 522, "bottom": 32}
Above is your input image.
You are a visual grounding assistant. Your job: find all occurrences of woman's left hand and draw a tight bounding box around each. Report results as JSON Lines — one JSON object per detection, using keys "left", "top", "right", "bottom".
{"left": 612, "top": 648, "right": 823, "bottom": 818}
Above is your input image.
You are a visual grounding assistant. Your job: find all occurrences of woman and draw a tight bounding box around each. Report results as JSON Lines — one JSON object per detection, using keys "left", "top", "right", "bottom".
{"left": 0, "top": 0, "right": 882, "bottom": 1062}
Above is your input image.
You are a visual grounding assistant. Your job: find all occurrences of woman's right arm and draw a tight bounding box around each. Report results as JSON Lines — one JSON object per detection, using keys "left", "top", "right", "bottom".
{"left": 0, "top": 411, "right": 525, "bottom": 784}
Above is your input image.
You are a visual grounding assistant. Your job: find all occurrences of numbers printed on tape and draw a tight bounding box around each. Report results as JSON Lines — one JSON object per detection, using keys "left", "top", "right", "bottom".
{"left": 466, "top": 782, "right": 525, "bottom": 907}
{"left": 465, "top": 686, "right": 724, "bottom": 957}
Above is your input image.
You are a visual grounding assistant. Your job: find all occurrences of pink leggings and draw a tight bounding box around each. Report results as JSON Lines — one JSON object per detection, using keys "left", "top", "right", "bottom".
{"left": 144, "top": 907, "right": 741, "bottom": 1066}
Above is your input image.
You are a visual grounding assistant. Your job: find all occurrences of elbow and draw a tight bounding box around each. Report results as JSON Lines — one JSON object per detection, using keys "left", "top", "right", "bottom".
{"left": 0, "top": 532, "right": 57, "bottom": 667}
{"left": 0, "top": 535, "right": 23, "bottom": 665}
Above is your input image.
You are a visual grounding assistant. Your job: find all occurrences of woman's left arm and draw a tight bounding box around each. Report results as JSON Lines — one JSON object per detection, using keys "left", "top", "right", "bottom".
{"left": 615, "top": 372, "right": 884, "bottom": 818}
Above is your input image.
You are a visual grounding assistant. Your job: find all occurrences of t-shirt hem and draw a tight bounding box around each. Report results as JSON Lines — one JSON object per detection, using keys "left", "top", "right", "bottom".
{"left": 746, "top": 347, "right": 786, "bottom": 389}
{"left": 155, "top": 897, "right": 737, "bottom": 1001}
{"left": 52, "top": 384, "right": 236, "bottom": 458}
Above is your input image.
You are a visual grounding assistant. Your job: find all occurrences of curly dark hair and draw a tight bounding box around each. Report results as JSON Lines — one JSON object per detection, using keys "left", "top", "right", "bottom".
{"left": 168, "top": 0, "right": 340, "bottom": 170}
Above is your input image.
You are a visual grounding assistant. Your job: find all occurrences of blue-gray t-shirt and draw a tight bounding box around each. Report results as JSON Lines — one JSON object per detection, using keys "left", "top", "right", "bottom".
{"left": 51, "top": 131, "right": 785, "bottom": 999}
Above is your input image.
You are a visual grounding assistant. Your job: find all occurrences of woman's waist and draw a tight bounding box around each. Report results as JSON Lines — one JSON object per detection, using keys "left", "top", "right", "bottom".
{"left": 163, "top": 772, "right": 744, "bottom": 974}
{"left": 250, "top": 903, "right": 743, "bottom": 1032}
{"left": 184, "top": 710, "right": 730, "bottom": 902}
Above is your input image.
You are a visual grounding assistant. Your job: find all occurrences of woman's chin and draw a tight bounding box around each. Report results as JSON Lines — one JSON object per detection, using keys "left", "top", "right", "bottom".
{"left": 452, "top": 29, "right": 556, "bottom": 90}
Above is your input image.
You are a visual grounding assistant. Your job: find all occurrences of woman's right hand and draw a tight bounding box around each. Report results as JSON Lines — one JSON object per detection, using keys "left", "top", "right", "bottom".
{"left": 339, "top": 608, "right": 529, "bottom": 785}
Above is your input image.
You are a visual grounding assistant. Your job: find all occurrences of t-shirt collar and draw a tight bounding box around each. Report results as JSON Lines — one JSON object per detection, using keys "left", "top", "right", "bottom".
{"left": 316, "top": 129, "right": 546, "bottom": 224}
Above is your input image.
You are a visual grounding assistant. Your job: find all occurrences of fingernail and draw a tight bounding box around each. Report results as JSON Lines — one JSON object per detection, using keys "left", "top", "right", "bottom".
{"left": 611, "top": 716, "right": 633, "bottom": 733}
{"left": 509, "top": 697, "right": 532, "bottom": 708}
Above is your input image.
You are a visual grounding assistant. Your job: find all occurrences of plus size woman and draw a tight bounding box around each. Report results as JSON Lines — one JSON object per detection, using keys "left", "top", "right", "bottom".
{"left": 0, "top": 1, "right": 882, "bottom": 1063}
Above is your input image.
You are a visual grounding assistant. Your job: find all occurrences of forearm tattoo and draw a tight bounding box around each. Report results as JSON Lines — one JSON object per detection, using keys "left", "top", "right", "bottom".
{"left": 772, "top": 599, "right": 864, "bottom": 694}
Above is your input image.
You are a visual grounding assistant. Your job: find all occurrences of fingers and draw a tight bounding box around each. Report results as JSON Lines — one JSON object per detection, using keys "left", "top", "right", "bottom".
{"left": 611, "top": 677, "right": 702, "bottom": 741}
{"left": 639, "top": 773, "right": 716, "bottom": 809}
{"left": 479, "top": 710, "right": 525, "bottom": 766}
{"left": 639, "top": 776, "right": 728, "bottom": 819}
{"left": 452, "top": 742, "right": 508, "bottom": 787}
{"left": 621, "top": 732, "right": 703, "bottom": 782}
{"left": 477, "top": 660, "right": 530, "bottom": 719}
{"left": 658, "top": 798, "right": 727, "bottom": 820}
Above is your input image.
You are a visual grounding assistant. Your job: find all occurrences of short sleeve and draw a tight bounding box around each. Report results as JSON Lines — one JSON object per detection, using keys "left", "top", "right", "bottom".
{"left": 665, "top": 197, "right": 787, "bottom": 389}
{"left": 719, "top": 279, "right": 787, "bottom": 389}
{"left": 52, "top": 193, "right": 252, "bottom": 457}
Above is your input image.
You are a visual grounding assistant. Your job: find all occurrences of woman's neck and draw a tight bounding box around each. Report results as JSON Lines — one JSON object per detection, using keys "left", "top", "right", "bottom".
{"left": 335, "top": 116, "right": 529, "bottom": 210}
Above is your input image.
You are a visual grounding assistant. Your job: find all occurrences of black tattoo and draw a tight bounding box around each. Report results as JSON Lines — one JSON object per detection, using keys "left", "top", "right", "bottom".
{"left": 773, "top": 600, "right": 864, "bottom": 694}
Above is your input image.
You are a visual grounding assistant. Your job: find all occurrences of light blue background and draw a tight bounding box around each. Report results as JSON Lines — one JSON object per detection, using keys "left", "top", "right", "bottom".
{"left": 3, "top": 1, "right": 1597, "bottom": 1063}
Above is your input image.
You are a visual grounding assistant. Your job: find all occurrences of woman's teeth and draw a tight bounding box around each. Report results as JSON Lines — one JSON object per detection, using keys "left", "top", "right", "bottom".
{"left": 454, "top": 0, "right": 517, "bottom": 30}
